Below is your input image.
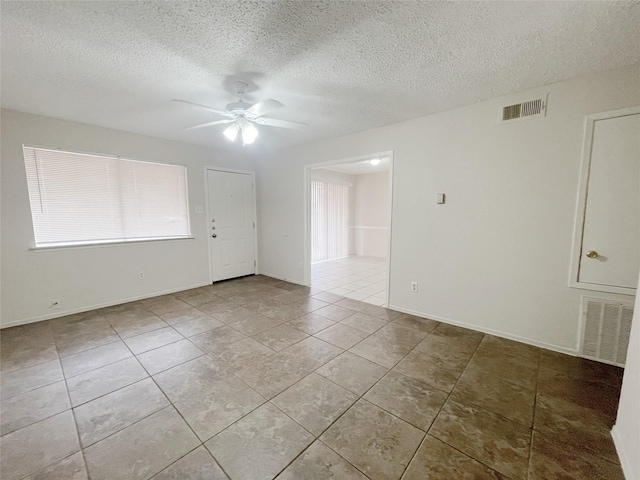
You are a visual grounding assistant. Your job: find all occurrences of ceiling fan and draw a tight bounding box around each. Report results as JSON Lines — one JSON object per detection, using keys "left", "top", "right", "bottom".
{"left": 173, "top": 81, "right": 307, "bottom": 145}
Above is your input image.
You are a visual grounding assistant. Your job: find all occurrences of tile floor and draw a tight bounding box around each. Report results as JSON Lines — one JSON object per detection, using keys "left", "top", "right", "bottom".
{"left": 0, "top": 275, "right": 625, "bottom": 480}
{"left": 312, "top": 255, "right": 387, "bottom": 306}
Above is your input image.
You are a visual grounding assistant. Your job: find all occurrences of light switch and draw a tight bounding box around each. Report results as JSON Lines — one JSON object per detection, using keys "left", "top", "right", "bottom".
{"left": 195, "top": 205, "right": 204, "bottom": 214}
{"left": 437, "top": 193, "right": 446, "bottom": 204}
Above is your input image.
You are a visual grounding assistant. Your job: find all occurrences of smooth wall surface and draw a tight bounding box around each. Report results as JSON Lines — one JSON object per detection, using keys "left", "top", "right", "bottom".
{"left": 613, "top": 275, "right": 640, "bottom": 480}
{"left": 255, "top": 65, "right": 639, "bottom": 352}
{"left": 1, "top": 109, "right": 254, "bottom": 327}
{"left": 354, "top": 171, "right": 389, "bottom": 258}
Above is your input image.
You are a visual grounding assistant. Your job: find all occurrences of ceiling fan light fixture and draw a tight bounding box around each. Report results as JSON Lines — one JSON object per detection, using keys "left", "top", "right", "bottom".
{"left": 369, "top": 158, "right": 381, "bottom": 166}
{"left": 223, "top": 123, "right": 239, "bottom": 142}
{"left": 241, "top": 122, "right": 259, "bottom": 145}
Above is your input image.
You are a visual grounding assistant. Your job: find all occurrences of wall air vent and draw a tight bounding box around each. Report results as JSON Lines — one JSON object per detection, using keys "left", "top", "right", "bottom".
{"left": 580, "top": 296, "right": 633, "bottom": 367}
{"left": 501, "top": 96, "right": 547, "bottom": 124}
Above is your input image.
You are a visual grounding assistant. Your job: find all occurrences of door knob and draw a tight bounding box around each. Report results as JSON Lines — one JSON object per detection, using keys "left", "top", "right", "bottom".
{"left": 586, "top": 250, "right": 598, "bottom": 258}
{"left": 211, "top": 234, "right": 217, "bottom": 238}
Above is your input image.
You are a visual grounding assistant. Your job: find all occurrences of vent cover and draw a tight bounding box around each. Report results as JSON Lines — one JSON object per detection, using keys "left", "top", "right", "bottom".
{"left": 580, "top": 297, "right": 633, "bottom": 366}
{"left": 501, "top": 96, "right": 547, "bottom": 123}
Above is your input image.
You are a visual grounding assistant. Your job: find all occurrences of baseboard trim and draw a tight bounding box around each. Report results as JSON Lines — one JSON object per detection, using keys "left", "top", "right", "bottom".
{"left": 1, "top": 282, "right": 212, "bottom": 329}
{"left": 612, "top": 424, "right": 635, "bottom": 480}
{"left": 258, "top": 271, "right": 308, "bottom": 287}
{"left": 387, "top": 304, "right": 578, "bottom": 356}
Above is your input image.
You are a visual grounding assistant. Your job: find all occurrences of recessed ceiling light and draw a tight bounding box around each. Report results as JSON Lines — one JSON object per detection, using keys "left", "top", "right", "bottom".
{"left": 369, "top": 158, "right": 381, "bottom": 166}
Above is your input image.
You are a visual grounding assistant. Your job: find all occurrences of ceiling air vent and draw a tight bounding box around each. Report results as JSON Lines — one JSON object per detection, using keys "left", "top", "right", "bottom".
{"left": 580, "top": 296, "right": 633, "bottom": 367}
{"left": 501, "top": 95, "right": 547, "bottom": 124}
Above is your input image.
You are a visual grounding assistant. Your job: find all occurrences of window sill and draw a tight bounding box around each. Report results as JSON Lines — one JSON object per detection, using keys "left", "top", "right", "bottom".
{"left": 29, "top": 236, "right": 195, "bottom": 252}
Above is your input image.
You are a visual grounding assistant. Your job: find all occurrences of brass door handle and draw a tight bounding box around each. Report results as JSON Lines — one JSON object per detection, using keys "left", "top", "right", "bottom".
{"left": 586, "top": 250, "right": 598, "bottom": 258}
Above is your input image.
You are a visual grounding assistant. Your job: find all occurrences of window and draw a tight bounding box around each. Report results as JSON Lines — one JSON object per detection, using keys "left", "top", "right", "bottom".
{"left": 311, "top": 178, "right": 349, "bottom": 263}
{"left": 23, "top": 146, "right": 190, "bottom": 247}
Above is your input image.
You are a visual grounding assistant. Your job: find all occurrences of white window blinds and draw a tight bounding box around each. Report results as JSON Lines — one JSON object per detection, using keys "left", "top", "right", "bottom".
{"left": 23, "top": 146, "right": 190, "bottom": 247}
{"left": 311, "top": 178, "right": 349, "bottom": 263}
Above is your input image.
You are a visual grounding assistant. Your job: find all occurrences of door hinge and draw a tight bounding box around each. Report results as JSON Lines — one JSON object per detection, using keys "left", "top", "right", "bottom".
{"left": 254, "top": 260, "right": 256, "bottom": 266}
{"left": 253, "top": 222, "right": 255, "bottom": 229}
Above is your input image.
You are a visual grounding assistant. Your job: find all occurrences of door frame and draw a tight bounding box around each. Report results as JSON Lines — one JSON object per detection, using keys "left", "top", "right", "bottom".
{"left": 204, "top": 166, "right": 258, "bottom": 284}
{"left": 568, "top": 106, "right": 640, "bottom": 295}
{"left": 303, "top": 150, "right": 394, "bottom": 304}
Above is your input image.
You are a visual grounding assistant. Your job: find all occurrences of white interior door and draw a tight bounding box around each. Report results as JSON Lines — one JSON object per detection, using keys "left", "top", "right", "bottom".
{"left": 579, "top": 113, "right": 640, "bottom": 290}
{"left": 207, "top": 169, "right": 256, "bottom": 282}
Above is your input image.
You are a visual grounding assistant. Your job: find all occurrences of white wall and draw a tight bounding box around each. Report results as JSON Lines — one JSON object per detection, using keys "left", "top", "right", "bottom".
{"left": 255, "top": 64, "right": 639, "bottom": 353}
{"left": 613, "top": 273, "right": 640, "bottom": 480}
{"left": 354, "top": 171, "right": 389, "bottom": 258}
{"left": 1, "top": 109, "right": 254, "bottom": 328}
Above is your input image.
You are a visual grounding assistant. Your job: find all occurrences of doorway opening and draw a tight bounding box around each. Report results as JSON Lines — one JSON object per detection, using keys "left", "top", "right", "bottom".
{"left": 304, "top": 152, "right": 393, "bottom": 306}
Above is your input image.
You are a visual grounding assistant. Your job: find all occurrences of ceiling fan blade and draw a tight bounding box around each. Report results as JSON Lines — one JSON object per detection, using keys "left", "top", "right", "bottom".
{"left": 255, "top": 117, "right": 308, "bottom": 130}
{"left": 185, "top": 119, "right": 235, "bottom": 130}
{"left": 246, "top": 99, "right": 283, "bottom": 118}
{"left": 172, "top": 99, "right": 234, "bottom": 117}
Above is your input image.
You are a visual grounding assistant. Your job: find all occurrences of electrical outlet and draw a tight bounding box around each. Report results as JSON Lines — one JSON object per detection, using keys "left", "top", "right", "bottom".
{"left": 139, "top": 272, "right": 145, "bottom": 280}
{"left": 50, "top": 300, "right": 60, "bottom": 309}
{"left": 410, "top": 282, "right": 418, "bottom": 293}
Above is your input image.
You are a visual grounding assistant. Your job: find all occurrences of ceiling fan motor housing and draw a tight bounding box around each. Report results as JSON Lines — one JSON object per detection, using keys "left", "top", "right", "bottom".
{"left": 225, "top": 101, "right": 252, "bottom": 113}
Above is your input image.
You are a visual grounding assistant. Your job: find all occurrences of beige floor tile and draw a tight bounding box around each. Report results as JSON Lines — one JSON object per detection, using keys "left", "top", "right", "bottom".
{"left": 287, "top": 313, "right": 335, "bottom": 334}
{"left": 67, "top": 357, "right": 148, "bottom": 406}
{"left": 528, "top": 431, "right": 624, "bottom": 480}
{"left": 394, "top": 349, "right": 466, "bottom": 392}
{"left": 393, "top": 314, "right": 439, "bottom": 333}
{"left": 136, "top": 339, "right": 204, "bottom": 375}
{"left": 61, "top": 341, "right": 132, "bottom": 378}
{"left": 430, "top": 400, "right": 531, "bottom": 479}
{"left": 272, "top": 373, "right": 358, "bottom": 435}
{"left": 533, "top": 393, "right": 619, "bottom": 464}
{"left": 74, "top": 378, "right": 169, "bottom": 447}
{"left": 349, "top": 325, "right": 421, "bottom": 368}
{"left": 277, "top": 441, "right": 368, "bottom": 480}
{"left": 123, "top": 327, "right": 183, "bottom": 354}
{"left": 109, "top": 316, "right": 168, "bottom": 339}
{"left": 252, "top": 324, "right": 309, "bottom": 351}
{"left": 320, "top": 399, "right": 424, "bottom": 480}
{"left": 205, "top": 402, "right": 314, "bottom": 480}
{"left": 281, "top": 336, "right": 343, "bottom": 370}
{"left": 153, "top": 355, "right": 231, "bottom": 402}
{"left": 84, "top": 406, "right": 199, "bottom": 480}
{"left": 314, "top": 304, "right": 356, "bottom": 322}
{"left": 1, "top": 359, "right": 64, "bottom": 400}
{"left": 364, "top": 371, "right": 447, "bottom": 431}
{"left": 340, "top": 312, "right": 388, "bottom": 333}
{"left": 314, "top": 323, "right": 369, "bottom": 349}
{"left": 0, "top": 342, "right": 58, "bottom": 374}
{"left": 231, "top": 314, "right": 282, "bottom": 336}
{"left": 171, "top": 315, "right": 224, "bottom": 337}
{"left": 235, "top": 353, "right": 313, "bottom": 399}
{"left": 159, "top": 306, "right": 214, "bottom": 325}
{"left": 403, "top": 435, "right": 505, "bottom": 480}
{"left": 316, "top": 351, "right": 388, "bottom": 395}
{"left": 152, "top": 446, "right": 228, "bottom": 479}
{"left": 0, "top": 410, "right": 80, "bottom": 480}
{"left": 189, "top": 325, "right": 247, "bottom": 354}
{"left": 173, "top": 375, "right": 265, "bottom": 440}
{"left": 24, "top": 452, "right": 88, "bottom": 480}
{"left": 451, "top": 369, "right": 536, "bottom": 427}
{"left": 1, "top": 381, "right": 70, "bottom": 435}
{"left": 208, "top": 337, "right": 276, "bottom": 372}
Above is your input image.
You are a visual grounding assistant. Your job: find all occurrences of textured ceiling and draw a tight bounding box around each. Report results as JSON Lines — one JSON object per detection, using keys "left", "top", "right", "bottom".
{"left": 2, "top": 1, "right": 640, "bottom": 155}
